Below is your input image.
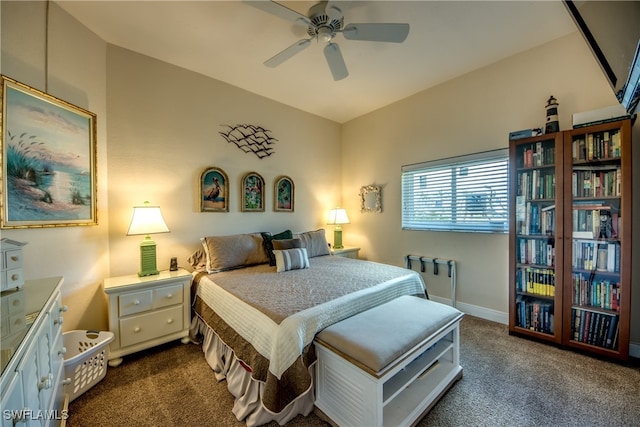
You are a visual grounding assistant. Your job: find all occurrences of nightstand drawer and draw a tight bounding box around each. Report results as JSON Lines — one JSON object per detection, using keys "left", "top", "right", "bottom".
{"left": 153, "top": 284, "right": 183, "bottom": 309}
{"left": 119, "top": 305, "right": 184, "bottom": 348}
{"left": 119, "top": 290, "right": 153, "bottom": 316}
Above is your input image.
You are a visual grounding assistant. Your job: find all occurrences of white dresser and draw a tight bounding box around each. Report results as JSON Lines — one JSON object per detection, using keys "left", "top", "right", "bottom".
{"left": 0, "top": 277, "right": 68, "bottom": 427}
{"left": 103, "top": 269, "right": 192, "bottom": 367}
{"left": 1, "top": 239, "right": 26, "bottom": 293}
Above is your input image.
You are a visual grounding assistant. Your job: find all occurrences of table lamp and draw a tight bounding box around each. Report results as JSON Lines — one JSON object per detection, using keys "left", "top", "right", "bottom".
{"left": 327, "top": 208, "right": 350, "bottom": 249}
{"left": 127, "top": 202, "right": 170, "bottom": 276}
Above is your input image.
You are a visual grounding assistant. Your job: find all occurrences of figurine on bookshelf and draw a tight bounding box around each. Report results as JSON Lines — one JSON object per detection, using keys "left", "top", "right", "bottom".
{"left": 599, "top": 209, "right": 613, "bottom": 239}
{"left": 544, "top": 95, "right": 559, "bottom": 133}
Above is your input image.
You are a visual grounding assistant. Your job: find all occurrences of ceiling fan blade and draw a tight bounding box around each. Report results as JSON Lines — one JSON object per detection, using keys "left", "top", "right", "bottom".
{"left": 325, "top": 1, "right": 343, "bottom": 21}
{"left": 264, "top": 39, "right": 311, "bottom": 68}
{"left": 245, "top": 1, "right": 311, "bottom": 27}
{"left": 324, "top": 43, "right": 348, "bottom": 81}
{"left": 342, "top": 23, "right": 410, "bottom": 43}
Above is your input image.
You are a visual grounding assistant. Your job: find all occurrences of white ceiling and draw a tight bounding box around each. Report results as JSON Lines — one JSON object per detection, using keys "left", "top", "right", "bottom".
{"left": 55, "top": 1, "right": 578, "bottom": 123}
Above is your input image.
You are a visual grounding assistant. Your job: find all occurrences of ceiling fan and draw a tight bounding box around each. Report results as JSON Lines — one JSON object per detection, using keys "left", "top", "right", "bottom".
{"left": 247, "top": 1, "right": 410, "bottom": 81}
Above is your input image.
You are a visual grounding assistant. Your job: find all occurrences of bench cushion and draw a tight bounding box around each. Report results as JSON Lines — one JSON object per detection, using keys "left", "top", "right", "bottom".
{"left": 315, "top": 295, "right": 463, "bottom": 373}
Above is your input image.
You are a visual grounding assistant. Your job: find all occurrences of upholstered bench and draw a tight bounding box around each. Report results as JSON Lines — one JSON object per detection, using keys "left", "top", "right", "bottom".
{"left": 314, "top": 295, "right": 464, "bottom": 427}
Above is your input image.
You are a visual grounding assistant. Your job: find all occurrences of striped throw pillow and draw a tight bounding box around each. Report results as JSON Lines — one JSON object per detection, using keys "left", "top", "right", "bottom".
{"left": 274, "top": 248, "right": 310, "bottom": 273}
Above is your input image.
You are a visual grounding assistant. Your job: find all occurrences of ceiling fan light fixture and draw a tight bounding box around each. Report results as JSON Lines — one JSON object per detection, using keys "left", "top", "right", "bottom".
{"left": 317, "top": 27, "right": 333, "bottom": 43}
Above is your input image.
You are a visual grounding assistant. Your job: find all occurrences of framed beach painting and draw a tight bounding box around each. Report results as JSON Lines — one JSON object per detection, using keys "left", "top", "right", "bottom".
{"left": 274, "top": 175, "right": 294, "bottom": 212}
{"left": 241, "top": 172, "right": 264, "bottom": 212}
{"left": 200, "top": 167, "right": 229, "bottom": 212}
{"left": 1, "top": 76, "right": 97, "bottom": 228}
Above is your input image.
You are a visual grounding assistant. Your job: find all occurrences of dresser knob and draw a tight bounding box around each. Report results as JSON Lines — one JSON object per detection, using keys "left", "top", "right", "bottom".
{"left": 54, "top": 316, "right": 64, "bottom": 326}
{"left": 167, "top": 318, "right": 173, "bottom": 324}
{"left": 133, "top": 300, "right": 141, "bottom": 305}
{"left": 10, "top": 256, "right": 19, "bottom": 261}
{"left": 63, "top": 378, "right": 72, "bottom": 386}
{"left": 59, "top": 347, "right": 67, "bottom": 356}
{"left": 59, "top": 305, "right": 69, "bottom": 313}
{"left": 134, "top": 327, "right": 141, "bottom": 333}
{"left": 11, "top": 274, "right": 19, "bottom": 281}
{"left": 166, "top": 293, "right": 173, "bottom": 299}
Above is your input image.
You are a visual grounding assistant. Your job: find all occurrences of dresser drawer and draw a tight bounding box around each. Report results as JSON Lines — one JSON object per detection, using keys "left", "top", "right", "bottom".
{"left": 4, "top": 249, "right": 23, "bottom": 269}
{"left": 1, "top": 268, "right": 24, "bottom": 291}
{"left": 119, "top": 305, "right": 184, "bottom": 348}
{"left": 153, "top": 284, "right": 183, "bottom": 309}
{"left": 119, "top": 290, "right": 153, "bottom": 316}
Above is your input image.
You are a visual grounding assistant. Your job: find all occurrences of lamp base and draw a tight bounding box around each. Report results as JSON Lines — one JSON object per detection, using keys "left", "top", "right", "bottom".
{"left": 333, "top": 228, "right": 343, "bottom": 250}
{"left": 139, "top": 237, "right": 159, "bottom": 276}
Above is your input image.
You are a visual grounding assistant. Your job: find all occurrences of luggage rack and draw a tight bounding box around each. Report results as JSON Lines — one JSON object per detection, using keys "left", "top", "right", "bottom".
{"left": 405, "top": 255, "right": 457, "bottom": 307}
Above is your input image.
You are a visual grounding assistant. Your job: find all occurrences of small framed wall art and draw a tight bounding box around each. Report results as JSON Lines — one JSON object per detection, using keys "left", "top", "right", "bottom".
{"left": 200, "top": 167, "right": 229, "bottom": 212}
{"left": 241, "top": 171, "right": 264, "bottom": 212}
{"left": 274, "top": 175, "right": 294, "bottom": 212}
{"left": 1, "top": 75, "right": 97, "bottom": 228}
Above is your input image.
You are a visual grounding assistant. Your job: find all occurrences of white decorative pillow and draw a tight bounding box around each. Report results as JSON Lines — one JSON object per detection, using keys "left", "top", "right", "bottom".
{"left": 274, "top": 248, "right": 310, "bottom": 273}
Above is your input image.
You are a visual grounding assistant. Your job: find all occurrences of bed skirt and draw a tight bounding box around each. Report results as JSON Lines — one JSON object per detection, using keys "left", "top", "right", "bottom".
{"left": 190, "top": 316, "right": 315, "bottom": 426}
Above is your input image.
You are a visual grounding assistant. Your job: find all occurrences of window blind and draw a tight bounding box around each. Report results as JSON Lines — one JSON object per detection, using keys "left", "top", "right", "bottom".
{"left": 401, "top": 149, "right": 509, "bottom": 233}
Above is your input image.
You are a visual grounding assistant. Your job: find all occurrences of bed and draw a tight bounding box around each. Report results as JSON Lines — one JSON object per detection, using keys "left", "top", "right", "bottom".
{"left": 188, "top": 230, "right": 426, "bottom": 426}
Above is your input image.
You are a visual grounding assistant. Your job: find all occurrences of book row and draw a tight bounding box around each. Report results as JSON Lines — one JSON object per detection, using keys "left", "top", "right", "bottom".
{"left": 517, "top": 237, "right": 555, "bottom": 267}
{"left": 516, "top": 170, "right": 556, "bottom": 200}
{"left": 571, "top": 130, "right": 621, "bottom": 162}
{"left": 571, "top": 308, "right": 619, "bottom": 350}
{"left": 515, "top": 267, "right": 555, "bottom": 297}
{"left": 572, "top": 208, "right": 618, "bottom": 239}
{"left": 572, "top": 240, "right": 620, "bottom": 273}
{"left": 571, "top": 273, "right": 620, "bottom": 311}
{"left": 571, "top": 167, "right": 621, "bottom": 198}
{"left": 516, "top": 201, "right": 555, "bottom": 236}
{"left": 515, "top": 297, "right": 554, "bottom": 335}
{"left": 520, "top": 141, "right": 555, "bottom": 168}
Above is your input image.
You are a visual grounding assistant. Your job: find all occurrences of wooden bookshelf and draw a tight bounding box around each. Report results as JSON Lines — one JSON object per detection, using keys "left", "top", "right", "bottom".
{"left": 509, "top": 118, "right": 631, "bottom": 361}
{"left": 509, "top": 131, "right": 564, "bottom": 344}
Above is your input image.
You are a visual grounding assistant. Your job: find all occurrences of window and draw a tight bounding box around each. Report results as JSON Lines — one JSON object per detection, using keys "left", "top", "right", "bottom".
{"left": 401, "top": 149, "right": 509, "bottom": 233}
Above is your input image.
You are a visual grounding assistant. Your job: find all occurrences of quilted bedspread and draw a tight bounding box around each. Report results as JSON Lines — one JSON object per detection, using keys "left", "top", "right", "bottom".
{"left": 194, "top": 255, "right": 426, "bottom": 379}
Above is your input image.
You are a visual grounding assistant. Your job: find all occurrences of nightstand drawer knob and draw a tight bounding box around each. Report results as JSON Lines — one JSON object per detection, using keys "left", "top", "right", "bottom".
{"left": 167, "top": 318, "right": 173, "bottom": 324}
{"left": 59, "top": 305, "right": 68, "bottom": 313}
{"left": 167, "top": 293, "right": 173, "bottom": 299}
{"left": 134, "top": 326, "right": 141, "bottom": 333}
{"left": 54, "top": 316, "right": 64, "bottom": 326}
{"left": 63, "top": 378, "right": 72, "bottom": 386}
{"left": 59, "top": 347, "right": 67, "bottom": 356}
{"left": 134, "top": 300, "right": 141, "bottom": 305}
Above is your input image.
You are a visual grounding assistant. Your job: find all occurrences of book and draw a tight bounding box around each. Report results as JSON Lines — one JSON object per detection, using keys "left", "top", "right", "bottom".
{"left": 509, "top": 128, "right": 543, "bottom": 140}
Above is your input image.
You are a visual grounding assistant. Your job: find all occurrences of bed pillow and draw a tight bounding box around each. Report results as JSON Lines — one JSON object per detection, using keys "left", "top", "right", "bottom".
{"left": 274, "top": 248, "right": 310, "bottom": 273}
{"left": 261, "top": 230, "right": 293, "bottom": 266}
{"left": 200, "top": 233, "right": 269, "bottom": 273}
{"left": 295, "top": 229, "right": 331, "bottom": 258}
{"left": 187, "top": 248, "right": 207, "bottom": 271}
{"left": 272, "top": 238, "right": 302, "bottom": 250}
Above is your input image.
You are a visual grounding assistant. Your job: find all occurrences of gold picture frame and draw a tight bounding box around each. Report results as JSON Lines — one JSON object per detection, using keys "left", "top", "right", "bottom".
{"left": 1, "top": 75, "right": 97, "bottom": 228}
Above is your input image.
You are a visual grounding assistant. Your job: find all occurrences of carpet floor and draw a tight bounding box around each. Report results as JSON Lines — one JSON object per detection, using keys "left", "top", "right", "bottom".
{"left": 67, "top": 316, "right": 640, "bottom": 426}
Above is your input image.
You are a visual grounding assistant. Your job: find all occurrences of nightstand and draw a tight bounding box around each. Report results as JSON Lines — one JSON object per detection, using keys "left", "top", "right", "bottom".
{"left": 331, "top": 247, "right": 360, "bottom": 259}
{"left": 103, "top": 268, "right": 192, "bottom": 367}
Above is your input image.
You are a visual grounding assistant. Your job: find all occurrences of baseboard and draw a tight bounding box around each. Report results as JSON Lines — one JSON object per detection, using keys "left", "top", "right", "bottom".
{"left": 429, "top": 295, "right": 508, "bottom": 325}
{"left": 428, "top": 295, "right": 640, "bottom": 359}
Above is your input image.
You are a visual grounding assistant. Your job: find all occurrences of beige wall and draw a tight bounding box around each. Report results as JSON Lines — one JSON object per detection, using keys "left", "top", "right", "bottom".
{"left": 105, "top": 46, "right": 342, "bottom": 278}
{"left": 340, "top": 32, "right": 622, "bottom": 321}
{"left": 1, "top": 1, "right": 111, "bottom": 331}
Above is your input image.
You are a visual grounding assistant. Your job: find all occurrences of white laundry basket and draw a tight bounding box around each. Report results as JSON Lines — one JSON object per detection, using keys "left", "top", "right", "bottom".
{"left": 63, "top": 330, "right": 114, "bottom": 402}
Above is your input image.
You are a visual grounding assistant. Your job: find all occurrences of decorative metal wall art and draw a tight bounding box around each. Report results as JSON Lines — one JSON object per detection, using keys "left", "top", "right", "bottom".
{"left": 219, "top": 124, "right": 277, "bottom": 159}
